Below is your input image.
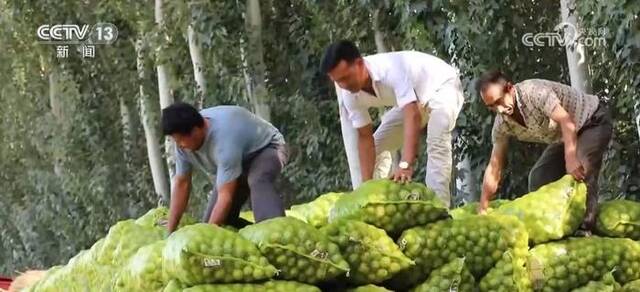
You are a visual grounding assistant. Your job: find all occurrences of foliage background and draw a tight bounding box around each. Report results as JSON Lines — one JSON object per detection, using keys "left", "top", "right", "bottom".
{"left": 0, "top": 0, "right": 638, "bottom": 274}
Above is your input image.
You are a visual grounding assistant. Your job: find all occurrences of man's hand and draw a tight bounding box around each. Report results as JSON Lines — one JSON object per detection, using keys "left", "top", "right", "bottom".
{"left": 565, "top": 153, "right": 586, "bottom": 181}
{"left": 477, "top": 199, "right": 489, "bottom": 215}
{"left": 167, "top": 173, "right": 192, "bottom": 234}
{"left": 479, "top": 136, "right": 509, "bottom": 216}
{"left": 207, "top": 180, "right": 237, "bottom": 226}
{"left": 392, "top": 166, "right": 414, "bottom": 184}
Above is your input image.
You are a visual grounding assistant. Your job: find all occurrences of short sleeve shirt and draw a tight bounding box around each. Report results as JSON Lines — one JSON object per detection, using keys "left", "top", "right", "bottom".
{"left": 175, "top": 106, "right": 285, "bottom": 186}
{"left": 491, "top": 79, "right": 599, "bottom": 144}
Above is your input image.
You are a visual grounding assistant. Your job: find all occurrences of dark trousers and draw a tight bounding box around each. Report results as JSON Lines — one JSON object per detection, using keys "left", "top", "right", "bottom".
{"left": 528, "top": 104, "right": 613, "bottom": 230}
{"left": 202, "top": 145, "right": 287, "bottom": 228}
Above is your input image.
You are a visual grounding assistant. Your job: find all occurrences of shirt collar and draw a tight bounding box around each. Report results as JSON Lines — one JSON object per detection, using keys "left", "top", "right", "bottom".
{"left": 514, "top": 84, "right": 528, "bottom": 123}
{"left": 185, "top": 118, "right": 213, "bottom": 154}
{"left": 359, "top": 58, "right": 382, "bottom": 98}
{"left": 363, "top": 58, "right": 382, "bottom": 82}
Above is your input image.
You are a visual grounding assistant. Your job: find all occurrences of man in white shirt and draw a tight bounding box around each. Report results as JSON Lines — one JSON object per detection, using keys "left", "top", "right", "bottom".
{"left": 321, "top": 40, "right": 464, "bottom": 207}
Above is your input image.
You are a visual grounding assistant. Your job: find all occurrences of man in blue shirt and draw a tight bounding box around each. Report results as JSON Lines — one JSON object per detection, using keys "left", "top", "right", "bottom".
{"left": 162, "top": 102, "right": 287, "bottom": 232}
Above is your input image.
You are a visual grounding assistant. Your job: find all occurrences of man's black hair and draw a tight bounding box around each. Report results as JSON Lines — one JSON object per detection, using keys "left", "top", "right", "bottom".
{"left": 161, "top": 102, "right": 205, "bottom": 136}
{"left": 475, "top": 70, "right": 512, "bottom": 95}
{"left": 320, "top": 40, "right": 362, "bottom": 74}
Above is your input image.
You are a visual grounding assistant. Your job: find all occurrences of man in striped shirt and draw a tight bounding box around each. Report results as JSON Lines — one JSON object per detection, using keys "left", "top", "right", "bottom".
{"left": 477, "top": 71, "right": 612, "bottom": 232}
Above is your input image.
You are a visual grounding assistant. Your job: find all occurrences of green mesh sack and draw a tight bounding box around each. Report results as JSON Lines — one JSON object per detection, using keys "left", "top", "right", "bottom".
{"left": 239, "top": 210, "right": 255, "bottom": 223}
{"left": 347, "top": 284, "right": 393, "bottom": 292}
{"left": 163, "top": 223, "right": 277, "bottom": 286}
{"left": 28, "top": 266, "right": 63, "bottom": 292}
{"left": 288, "top": 192, "right": 343, "bottom": 227}
{"left": 239, "top": 217, "right": 349, "bottom": 284}
{"left": 493, "top": 175, "right": 587, "bottom": 244}
{"left": 570, "top": 271, "right": 621, "bottom": 292}
{"left": 450, "top": 199, "right": 509, "bottom": 219}
{"left": 346, "top": 284, "right": 393, "bottom": 292}
{"left": 183, "top": 281, "right": 321, "bottom": 292}
{"left": 163, "top": 279, "right": 187, "bottom": 292}
{"left": 239, "top": 210, "right": 295, "bottom": 224}
{"left": 329, "top": 179, "right": 448, "bottom": 235}
{"left": 50, "top": 236, "right": 105, "bottom": 276}
{"left": 527, "top": 237, "right": 640, "bottom": 292}
{"left": 411, "top": 258, "right": 475, "bottom": 292}
{"left": 390, "top": 214, "right": 528, "bottom": 290}
{"left": 622, "top": 279, "right": 640, "bottom": 292}
{"left": 96, "top": 219, "right": 165, "bottom": 266}
{"left": 479, "top": 248, "right": 531, "bottom": 292}
{"left": 33, "top": 263, "right": 118, "bottom": 292}
{"left": 136, "top": 206, "right": 197, "bottom": 229}
{"left": 596, "top": 199, "right": 640, "bottom": 240}
{"left": 115, "top": 240, "right": 167, "bottom": 291}
{"left": 321, "top": 220, "right": 414, "bottom": 284}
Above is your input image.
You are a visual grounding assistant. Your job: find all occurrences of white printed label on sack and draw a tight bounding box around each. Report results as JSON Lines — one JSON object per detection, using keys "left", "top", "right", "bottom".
{"left": 310, "top": 249, "right": 329, "bottom": 260}
{"left": 203, "top": 258, "right": 222, "bottom": 268}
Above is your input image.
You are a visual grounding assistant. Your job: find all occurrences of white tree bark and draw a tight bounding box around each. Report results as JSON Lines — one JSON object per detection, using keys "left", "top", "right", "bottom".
{"left": 455, "top": 156, "right": 477, "bottom": 205}
{"left": 240, "top": 41, "right": 253, "bottom": 103}
{"left": 372, "top": 8, "right": 388, "bottom": 54}
{"left": 156, "top": 0, "right": 176, "bottom": 183}
{"left": 560, "top": 0, "right": 591, "bottom": 93}
{"left": 48, "top": 64, "right": 63, "bottom": 177}
{"left": 245, "top": 0, "right": 270, "bottom": 121}
{"left": 636, "top": 101, "right": 640, "bottom": 140}
{"left": 119, "top": 95, "right": 135, "bottom": 155}
{"left": 188, "top": 24, "right": 207, "bottom": 109}
{"left": 337, "top": 86, "right": 362, "bottom": 189}
{"left": 137, "top": 38, "right": 170, "bottom": 203}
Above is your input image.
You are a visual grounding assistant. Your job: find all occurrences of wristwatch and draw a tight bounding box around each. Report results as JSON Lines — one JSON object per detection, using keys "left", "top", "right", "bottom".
{"left": 398, "top": 161, "right": 411, "bottom": 170}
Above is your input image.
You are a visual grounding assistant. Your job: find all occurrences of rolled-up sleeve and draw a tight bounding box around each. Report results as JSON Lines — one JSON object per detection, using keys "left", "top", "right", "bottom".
{"left": 175, "top": 147, "right": 193, "bottom": 176}
{"left": 341, "top": 89, "right": 372, "bottom": 129}
{"left": 384, "top": 67, "right": 418, "bottom": 109}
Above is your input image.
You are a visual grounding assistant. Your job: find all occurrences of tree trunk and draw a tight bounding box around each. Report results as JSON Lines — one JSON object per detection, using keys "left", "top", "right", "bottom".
{"left": 45, "top": 57, "right": 64, "bottom": 178}
{"left": 454, "top": 155, "right": 477, "bottom": 206}
{"left": 156, "top": 0, "right": 176, "bottom": 183}
{"left": 372, "top": 8, "right": 388, "bottom": 53}
{"left": 188, "top": 24, "right": 207, "bottom": 109}
{"left": 636, "top": 102, "right": 640, "bottom": 140}
{"left": 137, "top": 38, "right": 170, "bottom": 203}
{"left": 337, "top": 87, "right": 362, "bottom": 189}
{"left": 560, "top": 0, "right": 591, "bottom": 93}
{"left": 245, "top": 0, "right": 270, "bottom": 121}
{"left": 119, "top": 94, "right": 136, "bottom": 166}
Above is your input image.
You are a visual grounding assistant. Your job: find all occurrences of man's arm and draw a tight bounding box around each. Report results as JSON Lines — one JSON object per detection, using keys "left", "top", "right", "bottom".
{"left": 167, "top": 172, "right": 192, "bottom": 233}
{"left": 207, "top": 180, "right": 238, "bottom": 225}
{"left": 393, "top": 101, "right": 422, "bottom": 183}
{"left": 479, "top": 137, "right": 509, "bottom": 213}
{"left": 548, "top": 105, "right": 586, "bottom": 180}
{"left": 357, "top": 124, "right": 376, "bottom": 181}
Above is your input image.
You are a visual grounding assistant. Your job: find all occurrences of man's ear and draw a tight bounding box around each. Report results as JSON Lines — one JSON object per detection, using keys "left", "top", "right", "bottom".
{"left": 504, "top": 82, "right": 514, "bottom": 93}
{"left": 354, "top": 57, "right": 365, "bottom": 68}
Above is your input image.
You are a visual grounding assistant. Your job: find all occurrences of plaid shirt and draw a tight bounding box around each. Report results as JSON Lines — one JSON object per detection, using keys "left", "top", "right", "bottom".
{"left": 491, "top": 79, "right": 599, "bottom": 144}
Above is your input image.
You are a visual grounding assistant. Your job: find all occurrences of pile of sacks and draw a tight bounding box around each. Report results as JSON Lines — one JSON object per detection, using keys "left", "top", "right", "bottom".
{"left": 20, "top": 175, "right": 640, "bottom": 292}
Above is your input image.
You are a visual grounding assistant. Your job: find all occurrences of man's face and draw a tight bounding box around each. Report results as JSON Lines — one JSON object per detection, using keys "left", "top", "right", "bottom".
{"left": 171, "top": 126, "right": 206, "bottom": 151}
{"left": 481, "top": 83, "right": 515, "bottom": 115}
{"left": 327, "top": 58, "right": 367, "bottom": 93}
